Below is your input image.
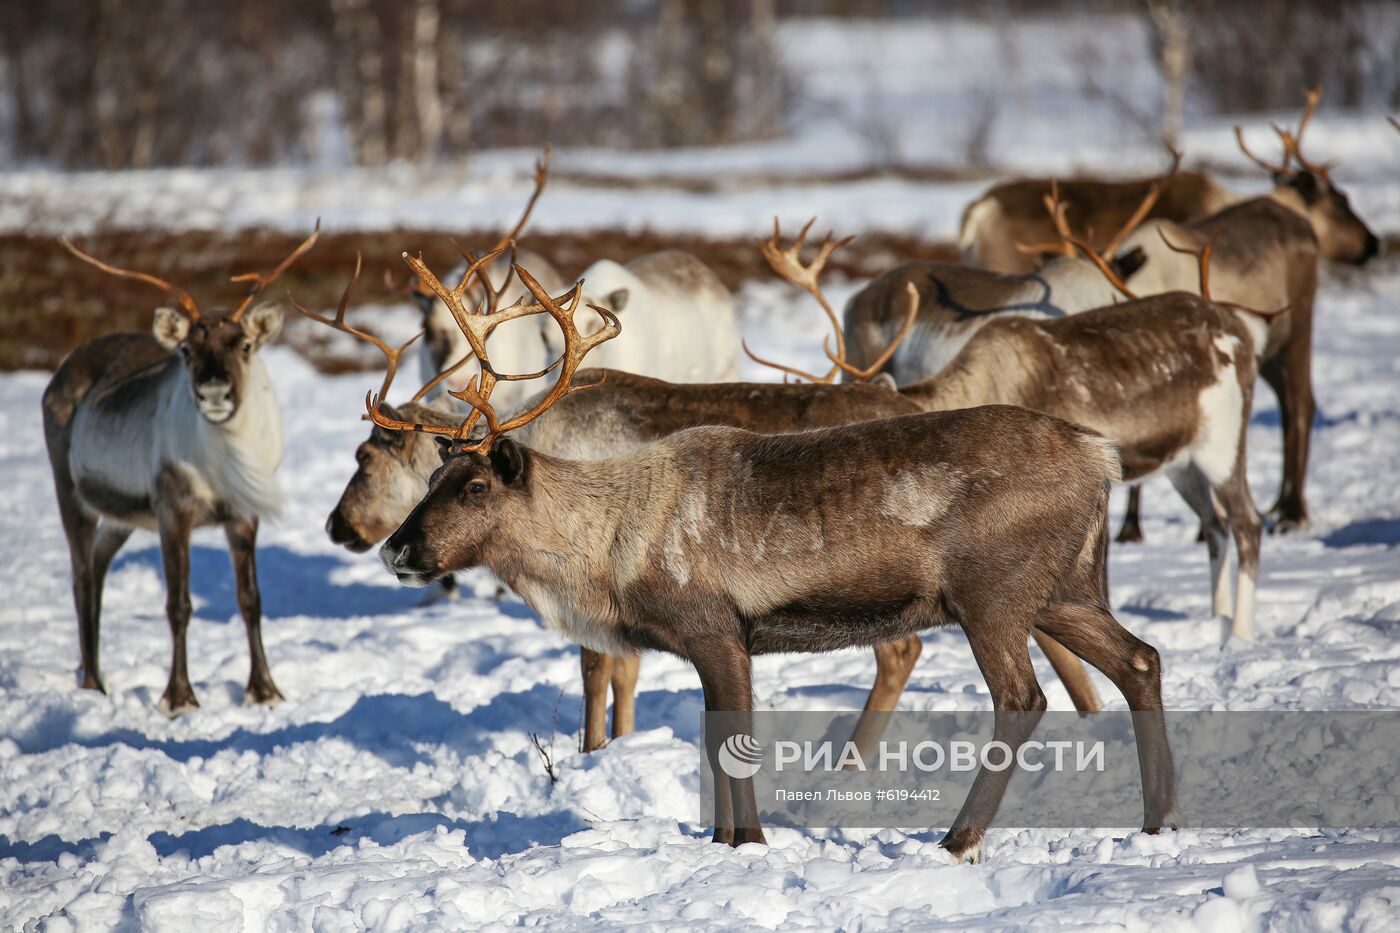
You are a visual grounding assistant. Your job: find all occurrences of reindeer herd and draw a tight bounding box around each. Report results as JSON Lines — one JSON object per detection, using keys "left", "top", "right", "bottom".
{"left": 41, "top": 89, "right": 1384, "bottom": 861}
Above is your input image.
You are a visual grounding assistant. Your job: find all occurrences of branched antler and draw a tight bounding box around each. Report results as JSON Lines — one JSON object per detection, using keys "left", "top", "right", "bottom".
{"left": 1021, "top": 180, "right": 1162, "bottom": 299}
{"left": 747, "top": 218, "right": 915, "bottom": 385}
{"left": 823, "top": 283, "right": 919, "bottom": 381}
{"left": 1235, "top": 85, "right": 1332, "bottom": 180}
{"left": 230, "top": 221, "right": 322, "bottom": 322}
{"left": 365, "top": 255, "right": 621, "bottom": 455}
{"left": 1157, "top": 229, "right": 1290, "bottom": 319}
{"left": 291, "top": 252, "right": 423, "bottom": 405}
{"left": 60, "top": 237, "right": 203, "bottom": 320}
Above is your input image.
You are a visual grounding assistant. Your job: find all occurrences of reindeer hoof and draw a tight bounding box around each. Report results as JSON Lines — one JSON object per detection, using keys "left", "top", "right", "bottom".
{"left": 80, "top": 674, "right": 107, "bottom": 694}
{"left": 157, "top": 690, "right": 200, "bottom": 718}
{"left": 711, "top": 827, "right": 736, "bottom": 846}
{"left": 1268, "top": 516, "right": 1309, "bottom": 535}
{"left": 244, "top": 682, "right": 286, "bottom": 707}
{"left": 1114, "top": 525, "right": 1144, "bottom": 545}
{"left": 940, "top": 828, "right": 984, "bottom": 863}
{"left": 733, "top": 828, "right": 768, "bottom": 847}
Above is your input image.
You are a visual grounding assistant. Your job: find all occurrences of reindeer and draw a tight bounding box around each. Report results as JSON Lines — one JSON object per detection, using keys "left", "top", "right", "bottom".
{"left": 863, "top": 227, "right": 1272, "bottom": 641}
{"left": 842, "top": 172, "right": 1171, "bottom": 385}
{"left": 962, "top": 88, "right": 1379, "bottom": 278}
{"left": 1114, "top": 86, "right": 1380, "bottom": 540}
{"left": 309, "top": 240, "right": 1105, "bottom": 756}
{"left": 364, "top": 252, "right": 1176, "bottom": 860}
{"left": 960, "top": 142, "right": 1230, "bottom": 274}
{"left": 42, "top": 229, "right": 319, "bottom": 712}
{"left": 563, "top": 250, "right": 742, "bottom": 382}
{"left": 760, "top": 216, "right": 1272, "bottom": 639}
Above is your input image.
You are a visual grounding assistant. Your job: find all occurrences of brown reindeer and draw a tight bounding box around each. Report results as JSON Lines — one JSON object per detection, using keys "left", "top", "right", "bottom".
{"left": 842, "top": 174, "right": 1168, "bottom": 387}
{"left": 311, "top": 234, "right": 1105, "bottom": 756}
{"left": 963, "top": 90, "right": 1379, "bottom": 276}
{"left": 960, "top": 142, "right": 1229, "bottom": 274}
{"left": 43, "top": 228, "right": 319, "bottom": 712}
{"left": 367, "top": 253, "right": 1175, "bottom": 860}
{"left": 764, "top": 218, "right": 1270, "bottom": 640}
{"left": 1114, "top": 86, "right": 1379, "bottom": 540}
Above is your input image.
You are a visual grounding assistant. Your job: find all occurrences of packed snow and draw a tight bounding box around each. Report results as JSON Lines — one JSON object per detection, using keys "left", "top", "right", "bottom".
{"left": 1, "top": 250, "right": 1399, "bottom": 927}
{"left": 6, "top": 10, "right": 1400, "bottom": 930}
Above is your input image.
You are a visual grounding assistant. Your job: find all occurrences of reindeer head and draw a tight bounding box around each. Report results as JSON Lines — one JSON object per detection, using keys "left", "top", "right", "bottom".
{"left": 325, "top": 404, "right": 447, "bottom": 553}
{"left": 61, "top": 226, "right": 319, "bottom": 425}
{"left": 151, "top": 303, "right": 282, "bottom": 423}
{"left": 1236, "top": 87, "right": 1380, "bottom": 265}
{"left": 319, "top": 248, "right": 618, "bottom": 585}
{"left": 381, "top": 436, "right": 528, "bottom": 586}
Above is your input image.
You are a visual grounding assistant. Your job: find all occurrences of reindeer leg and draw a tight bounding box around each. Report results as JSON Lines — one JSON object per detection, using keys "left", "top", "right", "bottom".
{"left": 847, "top": 635, "right": 922, "bottom": 759}
{"left": 941, "top": 621, "right": 1045, "bottom": 862}
{"left": 580, "top": 648, "right": 612, "bottom": 752}
{"left": 1260, "top": 339, "right": 1314, "bottom": 532}
{"left": 1035, "top": 602, "right": 1175, "bottom": 833}
{"left": 54, "top": 482, "right": 104, "bottom": 692}
{"left": 1167, "top": 466, "right": 1232, "bottom": 621}
{"left": 226, "top": 518, "right": 284, "bottom": 705}
{"left": 1115, "top": 487, "right": 1145, "bottom": 544}
{"left": 1215, "top": 469, "right": 1262, "bottom": 643}
{"left": 84, "top": 523, "right": 132, "bottom": 689}
{"left": 1032, "top": 630, "right": 1101, "bottom": 712}
{"left": 692, "top": 636, "right": 765, "bottom": 847}
{"left": 610, "top": 653, "right": 641, "bottom": 740}
{"left": 156, "top": 504, "right": 198, "bottom": 715}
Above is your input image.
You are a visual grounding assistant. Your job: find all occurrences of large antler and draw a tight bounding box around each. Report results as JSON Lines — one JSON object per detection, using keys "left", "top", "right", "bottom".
{"left": 290, "top": 252, "right": 423, "bottom": 406}
{"left": 823, "top": 283, "right": 919, "bottom": 382}
{"left": 230, "top": 222, "right": 322, "bottom": 322}
{"left": 59, "top": 237, "right": 202, "bottom": 320}
{"left": 1016, "top": 183, "right": 1138, "bottom": 299}
{"left": 1235, "top": 85, "right": 1329, "bottom": 179}
{"left": 396, "top": 146, "right": 550, "bottom": 324}
{"left": 745, "top": 218, "right": 912, "bottom": 385}
{"left": 1017, "top": 142, "right": 1180, "bottom": 262}
{"left": 1157, "top": 229, "right": 1290, "bottom": 319}
{"left": 366, "top": 255, "right": 620, "bottom": 456}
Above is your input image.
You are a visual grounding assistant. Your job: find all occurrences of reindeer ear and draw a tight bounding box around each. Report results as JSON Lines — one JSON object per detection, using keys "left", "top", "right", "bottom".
{"left": 152, "top": 307, "right": 190, "bottom": 349}
{"left": 1112, "top": 246, "right": 1148, "bottom": 282}
{"left": 489, "top": 437, "right": 526, "bottom": 485}
{"left": 434, "top": 435, "right": 454, "bottom": 462}
{"left": 243, "top": 300, "right": 284, "bottom": 349}
{"left": 605, "top": 288, "right": 629, "bottom": 313}
{"left": 370, "top": 403, "right": 406, "bottom": 448}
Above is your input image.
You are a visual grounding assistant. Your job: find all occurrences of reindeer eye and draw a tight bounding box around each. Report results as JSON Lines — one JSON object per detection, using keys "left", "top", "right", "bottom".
{"left": 242, "top": 341, "right": 252, "bottom": 353}
{"left": 467, "top": 481, "right": 488, "bottom": 495}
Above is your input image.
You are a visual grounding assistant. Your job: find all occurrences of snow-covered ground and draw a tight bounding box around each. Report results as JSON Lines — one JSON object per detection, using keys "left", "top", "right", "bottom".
{"left": 6, "top": 8, "right": 1400, "bottom": 929}
{"left": 1, "top": 253, "right": 1399, "bottom": 928}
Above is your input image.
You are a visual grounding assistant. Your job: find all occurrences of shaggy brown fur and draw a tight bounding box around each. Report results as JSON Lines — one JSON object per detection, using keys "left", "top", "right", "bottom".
{"left": 329, "top": 373, "right": 1102, "bottom": 753}
{"left": 380, "top": 406, "right": 1174, "bottom": 857}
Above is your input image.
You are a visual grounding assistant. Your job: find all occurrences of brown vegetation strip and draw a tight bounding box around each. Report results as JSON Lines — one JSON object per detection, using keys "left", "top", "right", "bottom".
{"left": 0, "top": 227, "right": 961, "bottom": 372}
